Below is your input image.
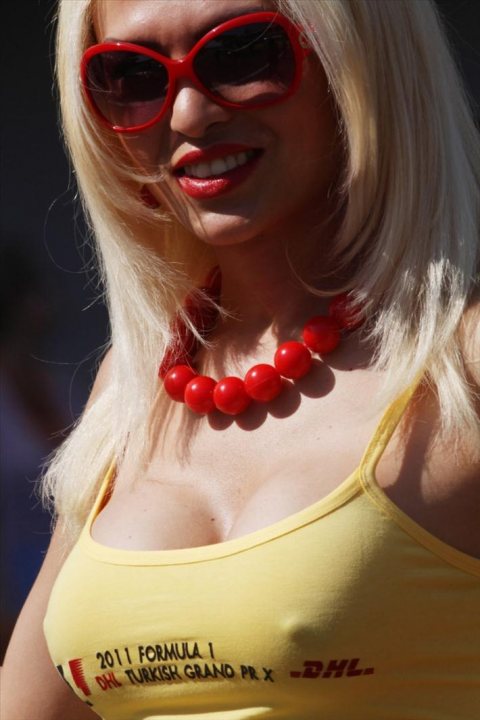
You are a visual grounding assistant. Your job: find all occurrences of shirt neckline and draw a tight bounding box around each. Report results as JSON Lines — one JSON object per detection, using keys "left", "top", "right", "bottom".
{"left": 81, "top": 464, "right": 362, "bottom": 566}
{"left": 79, "top": 378, "right": 480, "bottom": 574}
{"left": 80, "top": 382, "right": 417, "bottom": 567}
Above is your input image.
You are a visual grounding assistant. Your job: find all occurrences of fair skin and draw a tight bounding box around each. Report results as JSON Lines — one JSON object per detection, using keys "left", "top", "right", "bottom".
{"left": 2, "top": 1, "right": 479, "bottom": 717}
{"left": 91, "top": 0, "right": 480, "bottom": 554}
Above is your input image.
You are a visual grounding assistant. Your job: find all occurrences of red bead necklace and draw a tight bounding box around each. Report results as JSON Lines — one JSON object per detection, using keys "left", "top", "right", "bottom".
{"left": 159, "top": 268, "right": 362, "bottom": 416}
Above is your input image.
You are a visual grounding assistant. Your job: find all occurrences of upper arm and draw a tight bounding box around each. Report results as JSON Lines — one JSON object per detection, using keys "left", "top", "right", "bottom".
{"left": 0, "top": 524, "right": 100, "bottom": 719}
{"left": 1, "top": 352, "right": 113, "bottom": 719}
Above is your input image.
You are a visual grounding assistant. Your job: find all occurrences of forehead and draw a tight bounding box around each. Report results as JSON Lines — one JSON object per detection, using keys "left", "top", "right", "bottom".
{"left": 95, "top": 0, "right": 273, "bottom": 46}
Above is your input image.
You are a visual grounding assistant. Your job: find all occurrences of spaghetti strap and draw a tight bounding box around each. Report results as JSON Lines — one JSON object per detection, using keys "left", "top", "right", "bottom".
{"left": 358, "top": 377, "right": 422, "bottom": 477}
{"left": 83, "top": 460, "right": 116, "bottom": 535}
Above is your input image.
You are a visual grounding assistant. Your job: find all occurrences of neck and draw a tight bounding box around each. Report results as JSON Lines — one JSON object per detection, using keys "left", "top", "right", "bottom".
{"left": 212, "top": 225, "right": 346, "bottom": 337}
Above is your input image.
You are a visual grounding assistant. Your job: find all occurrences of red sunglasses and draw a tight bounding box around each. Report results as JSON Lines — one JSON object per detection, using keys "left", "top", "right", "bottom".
{"left": 81, "top": 12, "right": 310, "bottom": 133}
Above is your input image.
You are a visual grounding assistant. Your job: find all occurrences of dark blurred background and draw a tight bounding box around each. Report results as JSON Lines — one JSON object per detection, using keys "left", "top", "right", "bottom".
{"left": 1, "top": 0, "right": 109, "bottom": 659}
{"left": 0, "top": 0, "right": 479, "bottom": 660}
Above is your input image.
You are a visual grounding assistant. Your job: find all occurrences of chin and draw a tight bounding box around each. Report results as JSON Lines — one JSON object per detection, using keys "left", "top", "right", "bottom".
{"left": 183, "top": 210, "right": 267, "bottom": 248}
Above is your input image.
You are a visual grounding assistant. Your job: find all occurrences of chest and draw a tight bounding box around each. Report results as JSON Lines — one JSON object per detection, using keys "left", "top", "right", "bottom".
{"left": 47, "top": 506, "right": 480, "bottom": 720}
{"left": 92, "top": 376, "right": 384, "bottom": 550}
{"left": 91, "top": 377, "right": 480, "bottom": 557}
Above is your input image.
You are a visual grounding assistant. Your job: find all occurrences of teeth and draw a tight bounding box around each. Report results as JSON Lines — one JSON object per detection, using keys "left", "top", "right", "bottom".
{"left": 183, "top": 150, "right": 255, "bottom": 179}
{"left": 210, "top": 158, "right": 228, "bottom": 174}
{"left": 225, "top": 155, "right": 237, "bottom": 170}
{"left": 195, "top": 162, "right": 210, "bottom": 179}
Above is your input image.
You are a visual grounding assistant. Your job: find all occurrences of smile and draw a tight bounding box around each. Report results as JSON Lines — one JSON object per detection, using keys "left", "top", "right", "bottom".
{"left": 180, "top": 150, "right": 257, "bottom": 179}
{"left": 172, "top": 145, "right": 263, "bottom": 199}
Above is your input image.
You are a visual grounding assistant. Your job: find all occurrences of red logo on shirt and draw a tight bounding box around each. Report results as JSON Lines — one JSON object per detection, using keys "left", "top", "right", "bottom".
{"left": 68, "top": 658, "right": 92, "bottom": 695}
{"left": 290, "top": 658, "right": 375, "bottom": 679}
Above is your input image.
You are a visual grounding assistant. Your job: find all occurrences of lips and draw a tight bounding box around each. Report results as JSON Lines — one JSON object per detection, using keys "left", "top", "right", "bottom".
{"left": 172, "top": 144, "right": 263, "bottom": 199}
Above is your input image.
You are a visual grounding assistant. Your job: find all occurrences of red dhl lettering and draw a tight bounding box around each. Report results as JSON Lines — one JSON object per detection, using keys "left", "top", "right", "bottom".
{"left": 290, "top": 658, "right": 375, "bottom": 679}
{"left": 95, "top": 672, "right": 123, "bottom": 691}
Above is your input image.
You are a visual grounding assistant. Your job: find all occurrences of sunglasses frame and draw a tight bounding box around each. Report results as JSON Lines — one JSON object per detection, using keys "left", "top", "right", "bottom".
{"left": 81, "top": 11, "right": 310, "bottom": 133}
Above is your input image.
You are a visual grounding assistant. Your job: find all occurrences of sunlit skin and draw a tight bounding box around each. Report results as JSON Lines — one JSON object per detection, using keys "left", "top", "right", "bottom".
{"left": 91, "top": 0, "right": 391, "bottom": 552}
{"left": 91, "top": 0, "right": 480, "bottom": 559}
{"left": 95, "top": 0, "right": 344, "bottom": 332}
{"left": 2, "top": 4, "right": 479, "bottom": 720}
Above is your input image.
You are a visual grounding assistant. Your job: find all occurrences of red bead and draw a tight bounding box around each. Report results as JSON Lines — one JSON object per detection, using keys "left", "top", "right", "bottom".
{"left": 163, "top": 365, "right": 197, "bottom": 402}
{"left": 303, "top": 315, "right": 341, "bottom": 354}
{"left": 329, "top": 293, "right": 363, "bottom": 330}
{"left": 160, "top": 271, "right": 358, "bottom": 416}
{"left": 213, "top": 377, "right": 251, "bottom": 415}
{"left": 274, "top": 341, "right": 312, "bottom": 379}
{"left": 184, "top": 376, "right": 216, "bottom": 414}
{"left": 158, "top": 318, "right": 199, "bottom": 378}
{"left": 158, "top": 346, "right": 191, "bottom": 378}
{"left": 244, "top": 364, "right": 283, "bottom": 402}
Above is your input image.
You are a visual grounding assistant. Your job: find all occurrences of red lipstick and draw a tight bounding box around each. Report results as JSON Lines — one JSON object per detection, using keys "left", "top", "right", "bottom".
{"left": 172, "top": 144, "right": 262, "bottom": 199}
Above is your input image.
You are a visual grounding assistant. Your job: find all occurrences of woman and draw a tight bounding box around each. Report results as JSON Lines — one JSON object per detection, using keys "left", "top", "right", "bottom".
{"left": 2, "top": 0, "right": 479, "bottom": 718}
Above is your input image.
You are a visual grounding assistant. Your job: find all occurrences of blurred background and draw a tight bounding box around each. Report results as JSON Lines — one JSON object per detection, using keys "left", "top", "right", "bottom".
{"left": 1, "top": 0, "right": 109, "bottom": 658}
{"left": 1, "top": 0, "right": 479, "bottom": 660}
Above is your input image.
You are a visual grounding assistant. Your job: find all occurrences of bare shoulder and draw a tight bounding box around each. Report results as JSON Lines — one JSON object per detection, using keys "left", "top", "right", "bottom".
{"left": 377, "top": 301, "right": 480, "bottom": 558}
{"left": 1, "top": 523, "right": 98, "bottom": 719}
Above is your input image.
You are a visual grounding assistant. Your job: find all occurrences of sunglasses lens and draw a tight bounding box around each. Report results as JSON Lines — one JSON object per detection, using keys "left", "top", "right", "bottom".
{"left": 194, "top": 21, "right": 296, "bottom": 105}
{"left": 85, "top": 51, "right": 168, "bottom": 128}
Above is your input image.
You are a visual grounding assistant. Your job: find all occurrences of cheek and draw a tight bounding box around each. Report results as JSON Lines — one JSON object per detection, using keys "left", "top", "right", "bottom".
{"left": 299, "top": 92, "right": 341, "bottom": 188}
{"left": 279, "top": 95, "right": 340, "bottom": 195}
{"left": 301, "top": 58, "right": 339, "bottom": 143}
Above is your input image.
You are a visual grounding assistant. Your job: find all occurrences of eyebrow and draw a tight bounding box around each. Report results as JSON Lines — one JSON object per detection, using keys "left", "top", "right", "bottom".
{"left": 103, "top": 5, "right": 268, "bottom": 52}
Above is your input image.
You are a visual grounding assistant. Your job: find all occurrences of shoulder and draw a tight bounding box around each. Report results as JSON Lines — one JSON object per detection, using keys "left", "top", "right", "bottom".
{"left": 379, "top": 383, "right": 480, "bottom": 558}
{"left": 378, "top": 303, "right": 480, "bottom": 557}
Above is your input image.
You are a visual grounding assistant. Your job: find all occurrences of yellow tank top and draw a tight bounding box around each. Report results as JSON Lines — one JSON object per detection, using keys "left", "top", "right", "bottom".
{"left": 44, "top": 387, "right": 480, "bottom": 719}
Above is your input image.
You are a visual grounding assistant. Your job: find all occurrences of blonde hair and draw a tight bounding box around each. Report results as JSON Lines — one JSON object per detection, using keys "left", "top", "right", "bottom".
{"left": 43, "top": 0, "right": 480, "bottom": 536}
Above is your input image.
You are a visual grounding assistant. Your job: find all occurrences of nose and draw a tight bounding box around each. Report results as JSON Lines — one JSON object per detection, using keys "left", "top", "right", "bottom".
{"left": 169, "top": 80, "right": 233, "bottom": 137}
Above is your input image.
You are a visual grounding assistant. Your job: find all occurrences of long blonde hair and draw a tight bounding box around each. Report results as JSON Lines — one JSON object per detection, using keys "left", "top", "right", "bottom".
{"left": 43, "top": 0, "right": 480, "bottom": 537}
